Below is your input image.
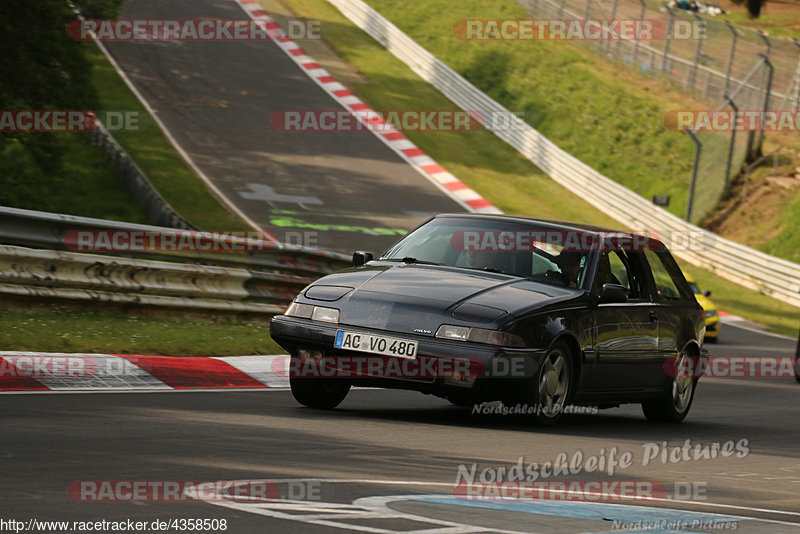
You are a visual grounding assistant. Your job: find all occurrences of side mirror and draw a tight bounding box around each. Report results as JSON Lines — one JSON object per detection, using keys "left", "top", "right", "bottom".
{"left": 599, "top": 283, "right": 628, "bottom": 304}
{"left": 352, "top": 251, "right": 373, "bottom": 266}
{"left": 704, "top": 290, "right": 711, "bottom": 297}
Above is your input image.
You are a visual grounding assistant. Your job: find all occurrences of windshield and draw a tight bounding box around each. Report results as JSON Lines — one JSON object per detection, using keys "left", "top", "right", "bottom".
{"left": 381, "top": 217, "right": 593, "bottom": 288}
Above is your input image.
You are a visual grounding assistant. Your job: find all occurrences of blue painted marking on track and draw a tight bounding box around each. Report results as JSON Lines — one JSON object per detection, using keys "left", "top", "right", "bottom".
{"left": 413, "top": 496, "right": 742, "bottom": 526}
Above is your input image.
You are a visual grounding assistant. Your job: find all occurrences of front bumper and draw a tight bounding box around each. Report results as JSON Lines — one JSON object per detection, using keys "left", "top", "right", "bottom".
{"left": 704, "top": 316, "right": 720, "bottom": 338}
{"left": 270, "top": 315, "right": 547, "bottom": 399}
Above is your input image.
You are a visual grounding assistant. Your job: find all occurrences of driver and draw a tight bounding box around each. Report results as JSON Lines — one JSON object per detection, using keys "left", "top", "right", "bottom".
{"left": 555, "top": 250, "right": 583, "bottom": 288}
{"left": 462, "top": 249, "right": 497, "bottom": 271}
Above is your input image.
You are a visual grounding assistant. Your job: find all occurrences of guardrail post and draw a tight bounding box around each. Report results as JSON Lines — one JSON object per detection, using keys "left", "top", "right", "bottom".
{"left": 684, "top": 129, "right": 701, "bottom": 223}
{"left": 662, "top": 4, "right": 674, "bottom": 75}
{"left": 723, "top": 95, "right": 738, "bottom": 194}
{"left": 723, "top": 21, "right": 737, "bottom": 96}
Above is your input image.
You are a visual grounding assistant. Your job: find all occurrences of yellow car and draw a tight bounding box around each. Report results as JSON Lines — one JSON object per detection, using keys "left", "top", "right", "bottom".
{"left": 685, "top": 274, "right": 720, "bottom": 343}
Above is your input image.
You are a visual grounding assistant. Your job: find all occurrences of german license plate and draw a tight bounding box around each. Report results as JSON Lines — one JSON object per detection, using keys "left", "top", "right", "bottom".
{"left": 334, "top": 330, "right": 417, "bottom": 359}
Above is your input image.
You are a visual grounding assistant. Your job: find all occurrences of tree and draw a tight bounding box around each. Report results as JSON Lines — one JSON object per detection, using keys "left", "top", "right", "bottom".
{"left": 747, "top": 0, "right": 764, "bottom": 18}
{"left": 0, "top": 0, "right": 123, "bottom": 172}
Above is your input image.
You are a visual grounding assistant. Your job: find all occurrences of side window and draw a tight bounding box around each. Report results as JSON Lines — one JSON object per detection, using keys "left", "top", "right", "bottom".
{"left": 608, "top": 252, "right": 629, "bottom": 290}
{"left": 594, "top": 250, "right": 643, "bottom": 298}
{"left": 643, "top": 250, "right": 692, "bottom": 301}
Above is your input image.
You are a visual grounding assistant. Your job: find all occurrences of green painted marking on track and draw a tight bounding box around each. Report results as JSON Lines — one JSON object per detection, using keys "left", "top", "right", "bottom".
{"left": 270, "top": 216, "right": 407, "bottom": 236}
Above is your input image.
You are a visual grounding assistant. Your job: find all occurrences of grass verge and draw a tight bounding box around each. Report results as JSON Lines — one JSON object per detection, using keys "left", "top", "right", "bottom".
{"left": 272, "top": 0, "right": 799, "bottom": 335}
{"left": 0, "top": 301, "right": 281, "bottom": 356}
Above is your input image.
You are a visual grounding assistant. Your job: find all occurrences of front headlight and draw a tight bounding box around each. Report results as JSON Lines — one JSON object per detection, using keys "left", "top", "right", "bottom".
{"left": 704, "top": 309, "right": 718, "bottom": 318}
{"left": 285, "top": 302, "right": 340, "bottom": 324}
{"left": 435, "top": 324, "right": 524, "bottom": 347}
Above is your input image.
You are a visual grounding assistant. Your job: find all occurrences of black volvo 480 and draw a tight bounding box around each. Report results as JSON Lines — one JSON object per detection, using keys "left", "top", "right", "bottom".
{"left": 270, "top": 214, "right": 705, "bottom": 425}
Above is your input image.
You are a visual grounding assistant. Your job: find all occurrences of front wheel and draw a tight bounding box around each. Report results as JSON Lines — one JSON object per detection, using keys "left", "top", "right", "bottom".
{"left": 290, "top": 376, "right": 350, "bottom": 409}
{"left": 642, "top": 351, "right": 697, "bottom": 423}
{"left": 528, "top": 342, "right": 572, "bottom": 426}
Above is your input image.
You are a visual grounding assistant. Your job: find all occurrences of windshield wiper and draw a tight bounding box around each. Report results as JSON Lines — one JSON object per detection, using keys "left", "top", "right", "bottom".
{"left": 461, "top": 266, "right": 528, "bottom": 278}
{"left": 381, "top": 257, "right": 443, "bottom": 266}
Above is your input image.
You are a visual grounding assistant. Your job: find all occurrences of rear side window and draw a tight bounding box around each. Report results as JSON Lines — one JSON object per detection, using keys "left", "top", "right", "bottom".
{"left": 643, "top": 250, "right": 693, "bottom": 301}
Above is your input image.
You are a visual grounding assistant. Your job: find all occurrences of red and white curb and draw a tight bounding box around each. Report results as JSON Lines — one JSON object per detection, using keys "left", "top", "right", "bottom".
{"left": 0, "top": 352, "right": 291, "bottom": 392}
{"left": 234, "top": 0, "right": 500, "bottom": 215}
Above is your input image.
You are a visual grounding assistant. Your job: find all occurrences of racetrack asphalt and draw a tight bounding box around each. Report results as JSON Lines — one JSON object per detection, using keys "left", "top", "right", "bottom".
{"left": 103, "top": 0, "right": 465, "bottom": 254}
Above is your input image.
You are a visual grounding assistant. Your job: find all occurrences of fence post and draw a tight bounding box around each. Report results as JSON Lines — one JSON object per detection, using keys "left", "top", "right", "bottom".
{"left": 662, "top": 4, "right": 675, "bottom": 74}
{"left": 723, "top": 95, "right": 738, "bottom": 194}
{"left": 791, "top": 38, "right": 800, "bottom": 112}
{"left": 684, "top": 129, "right": 701, "bottom": 223}
{"left": 795, "top": 322, "right": 799, "bottom": 382}
{"left": 757, "top": 29, "right": 772, "bottom": 59}
{"left": 605, "top": 0, "right": 620, "bottom": 55}
{"left": 757, "top": 52, "right": 774, "bottom": 156}
{"left": 584, "top": 0, "right": 594, "bottom": 20}
{"left": 558, "top": 0, "right": 566, "bottom": 20}
{"left": 723, "top": 21, "right": 737, "bottom": 96}
{"left": 633, "top": 0, "right": 646, "bottom": 64}
{"left": 688, "top": 13, "right": 704, "bottom": 92}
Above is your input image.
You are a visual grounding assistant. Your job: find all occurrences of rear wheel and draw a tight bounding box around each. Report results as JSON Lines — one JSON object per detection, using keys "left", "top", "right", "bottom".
{"left": 290, "top": 376, "right": 350, "bottom": 409}
{"left": 642, "top": 351, "right": 696, "bottom": 423}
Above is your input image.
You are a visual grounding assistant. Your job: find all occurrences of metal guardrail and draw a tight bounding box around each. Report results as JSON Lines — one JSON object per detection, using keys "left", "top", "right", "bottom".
{"left": 328, "top": 0, "right": 800, "bottom": 308}
{"left": 0, "top": 245, "right": 284, "bottom": 313}
{"left": 0, "top": 207, "right": 352, "bottom": 312}
{"left": 0, "top": 206, "right": 351, "bottom": 277}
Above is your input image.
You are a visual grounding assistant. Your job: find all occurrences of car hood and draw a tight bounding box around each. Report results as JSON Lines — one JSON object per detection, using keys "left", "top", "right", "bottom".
{"left": 300, "top": 263, "right": 582, "bottom": 333}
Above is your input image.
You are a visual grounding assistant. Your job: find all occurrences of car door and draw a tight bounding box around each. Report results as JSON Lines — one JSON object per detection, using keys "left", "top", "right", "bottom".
{"left": 588, "top": 246, "right": 660, "bottom": 393}
{"left": 642, "top": 249, "right": 698, "bottom": 370}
